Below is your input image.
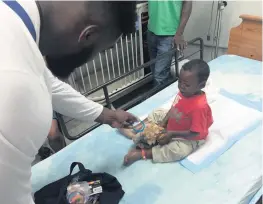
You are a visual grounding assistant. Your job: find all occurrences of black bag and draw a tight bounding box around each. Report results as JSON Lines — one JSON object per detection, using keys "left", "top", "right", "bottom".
{"left": 34, "top": 162, "right": 125, "bottom": 204}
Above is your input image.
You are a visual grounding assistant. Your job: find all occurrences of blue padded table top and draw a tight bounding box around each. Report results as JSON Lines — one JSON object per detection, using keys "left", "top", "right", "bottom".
{"left": 32, "top": 55, "right": 262, "bottom": 204}
{"left": 209, "top": 55, "right": 262, "bottom": 112}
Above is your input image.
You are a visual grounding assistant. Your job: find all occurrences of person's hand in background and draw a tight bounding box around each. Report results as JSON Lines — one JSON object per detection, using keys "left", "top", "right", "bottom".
{"left": 174, "top": 34, "right": 187, "bottom": 51}
{"left": 173, "top": 1, "right": 192, "bottom": 51}
{"left": 47, "top": 118, "right": 66, "bottom": 153}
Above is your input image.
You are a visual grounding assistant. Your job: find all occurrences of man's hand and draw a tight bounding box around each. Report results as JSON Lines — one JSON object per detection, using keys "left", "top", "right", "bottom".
{"left": 95, "top": 108, "right": 137, "bottom": 128}
{"left": 111, "top": 109, "right": 138, "bottom": 128}
{"left": 173, "top": 34, "right": 187, "bottom": 51}
{"left": 157, "top": 131, "right": 172, "bottom": 145}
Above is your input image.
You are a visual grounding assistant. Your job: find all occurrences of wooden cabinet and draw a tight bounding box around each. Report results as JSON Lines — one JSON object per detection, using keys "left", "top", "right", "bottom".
{"left": 228, "top": 15, "right": 262, "bottom": 61}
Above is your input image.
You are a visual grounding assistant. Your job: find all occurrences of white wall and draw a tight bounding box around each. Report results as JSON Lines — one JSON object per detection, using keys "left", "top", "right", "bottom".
{"left": 184, "top": 1, "right": 262, "bottom": 48}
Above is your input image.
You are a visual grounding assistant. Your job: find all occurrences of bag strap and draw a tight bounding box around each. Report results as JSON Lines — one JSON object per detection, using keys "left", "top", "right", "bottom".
{"left": 69, "top": 162, "right": 92, "bottom": 175}
{"left": 2, "top": 1, "right": 37, "bottom": 41}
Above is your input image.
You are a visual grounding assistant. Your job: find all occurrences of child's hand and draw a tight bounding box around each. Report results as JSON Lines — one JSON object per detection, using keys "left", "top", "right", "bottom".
{"left": 157, "top": 132, "right": 172, "bottom": 145}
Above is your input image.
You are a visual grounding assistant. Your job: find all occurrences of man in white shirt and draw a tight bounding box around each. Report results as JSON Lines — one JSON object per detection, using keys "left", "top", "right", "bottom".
{"left": 0, "top": 1, "right": 137, "bottom": 204}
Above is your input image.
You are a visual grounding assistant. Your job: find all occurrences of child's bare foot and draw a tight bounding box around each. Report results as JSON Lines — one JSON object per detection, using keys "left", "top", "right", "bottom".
{"left": 118, "top": 128, "right": 136, "bottom": 139}
{"left": 123, "top": 149, "right": 142, "bottom": 166}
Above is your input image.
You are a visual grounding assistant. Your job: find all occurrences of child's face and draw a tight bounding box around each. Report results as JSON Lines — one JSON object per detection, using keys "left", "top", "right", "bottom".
{"left": 178, "top": 69, "right": 203, "bottom": 97}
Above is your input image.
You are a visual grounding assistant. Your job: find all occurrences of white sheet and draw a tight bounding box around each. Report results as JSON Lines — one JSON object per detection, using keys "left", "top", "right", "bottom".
{"left": 186, "top": 94, "right": 262, "bottom": 165}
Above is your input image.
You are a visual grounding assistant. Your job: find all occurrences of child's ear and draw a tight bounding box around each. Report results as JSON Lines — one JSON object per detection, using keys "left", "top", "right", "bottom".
{"left": 199, "top": 81, "right": 206, "bottom": 89}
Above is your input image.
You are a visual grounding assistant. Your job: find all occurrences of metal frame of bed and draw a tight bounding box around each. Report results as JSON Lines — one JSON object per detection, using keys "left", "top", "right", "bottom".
{"left": 57, "top": 37, "right": 204, "bottom": 140}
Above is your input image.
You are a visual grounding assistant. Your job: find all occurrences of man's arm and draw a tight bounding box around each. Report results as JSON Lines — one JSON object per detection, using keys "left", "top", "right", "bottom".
{"left": 174, "top": 1, "right": 192, "bottom": 50}
{"left": 46, "top": 69, "right": 136, "bottom": 127}
{"left": 47, "top": 68, "right": 104, "bottom": 122}
{"left": 176, "top": 1, "right": 192, "bottom": 36}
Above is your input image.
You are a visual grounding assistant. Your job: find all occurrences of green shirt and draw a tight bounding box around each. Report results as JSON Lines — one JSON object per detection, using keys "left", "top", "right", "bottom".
{"left": 148, "top": 1, "right": 183, "bottom": 36}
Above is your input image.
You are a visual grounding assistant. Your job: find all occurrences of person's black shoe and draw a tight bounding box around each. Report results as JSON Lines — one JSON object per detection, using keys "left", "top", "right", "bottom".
{"left": 38, "top": 146, "right": 52, "bottom": 160}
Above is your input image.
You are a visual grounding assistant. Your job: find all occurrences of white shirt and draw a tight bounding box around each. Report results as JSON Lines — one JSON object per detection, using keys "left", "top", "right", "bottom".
{"left": 0, "top": 1, "right": 103, "bottom": 204}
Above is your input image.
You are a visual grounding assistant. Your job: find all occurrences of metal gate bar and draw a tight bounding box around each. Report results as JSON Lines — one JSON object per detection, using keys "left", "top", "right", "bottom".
{"left": 65, "top": 32, "right": 143, "bottom": 99}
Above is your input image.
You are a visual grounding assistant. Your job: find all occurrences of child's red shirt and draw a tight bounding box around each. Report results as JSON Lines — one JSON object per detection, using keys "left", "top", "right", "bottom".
{"left": 166, "top": 92, "right": 213, "bottom": 140}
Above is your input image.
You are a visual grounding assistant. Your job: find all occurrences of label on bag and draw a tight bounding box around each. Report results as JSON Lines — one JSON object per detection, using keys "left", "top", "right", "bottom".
{"left": 88, "top": 180, "right": 103, "bottom": 195}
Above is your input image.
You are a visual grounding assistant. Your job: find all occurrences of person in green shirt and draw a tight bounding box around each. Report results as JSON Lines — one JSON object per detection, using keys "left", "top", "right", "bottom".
{"left": 147, "top": 0, "right": 192, "bottom": 85}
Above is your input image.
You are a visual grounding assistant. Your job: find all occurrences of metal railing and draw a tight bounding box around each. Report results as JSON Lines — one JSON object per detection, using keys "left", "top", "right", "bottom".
{"left": 65, "top": 33, "right": 144, "bottom": 101}
{"left": 57, "top": 37, "right": 204, "bottom": 140}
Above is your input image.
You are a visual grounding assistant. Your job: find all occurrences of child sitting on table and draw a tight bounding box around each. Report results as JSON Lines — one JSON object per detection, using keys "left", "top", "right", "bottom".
{"left": 119, "top": 59, "right": 213, "bottom": 166}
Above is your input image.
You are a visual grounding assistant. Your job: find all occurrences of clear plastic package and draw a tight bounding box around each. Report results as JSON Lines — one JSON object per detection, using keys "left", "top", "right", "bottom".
{"left": 66, "top": 182, "right": 91, "bottom": 204}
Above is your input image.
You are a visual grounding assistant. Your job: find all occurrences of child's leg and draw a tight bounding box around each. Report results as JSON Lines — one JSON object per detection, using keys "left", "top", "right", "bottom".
{"left": 151, "top": 140, "right": 198, "bottom": 163}
{"left": 118, "top": 119, "right": 150, "bottom": 139}
{"left": 124, "top": 139, "right": 201, "bottom": 165}
{"left": 118, "top": 108, "right": 167, "bottom": 140}
{"left": 147, "top": 108, "right": 168, "bottom": 125}
{"left": 124, "top": 148, "right": 153, "bottom": 166}
{"left": 118, "top": 128, "right": 137, "bottom": 139}
{"left": 131, "top": 108, "right": 167, "bottom": 139}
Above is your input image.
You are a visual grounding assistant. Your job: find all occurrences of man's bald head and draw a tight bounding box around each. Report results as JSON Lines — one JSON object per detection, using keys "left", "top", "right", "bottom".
{"left": 38, "top": 1, "right": 136, "bottom": 78}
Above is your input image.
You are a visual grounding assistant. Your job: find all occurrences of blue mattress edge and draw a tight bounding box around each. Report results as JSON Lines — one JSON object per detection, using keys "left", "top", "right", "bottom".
{"left": 249, "top": 187, "right": 262, "bottom": 204}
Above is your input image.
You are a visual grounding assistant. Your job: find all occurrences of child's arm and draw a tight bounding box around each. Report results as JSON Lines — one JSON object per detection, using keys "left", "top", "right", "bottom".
{"left": 159, "top": 112, "right": 169, "bottom": 127}
{"left": 160, "top": 95, "right": 179, "bottom": 127}
{"left": 158, "top": 130, "right": 199, "bottom": 145}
